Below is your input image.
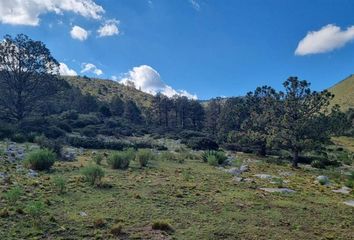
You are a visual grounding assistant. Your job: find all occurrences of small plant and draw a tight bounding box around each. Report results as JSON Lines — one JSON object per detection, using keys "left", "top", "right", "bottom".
{"left": 107, "top": 149, "right": 135, "bottom": 169}
{"left": 203, "top": 150, "right": 227, "bottom": 165}
{"left": 318, "top": 178, "right": 328, "bottom": 185}
{"left": 110, "top": 224, "right": 123, "bottom": 236}
{"left": 81, "top": 165, "right": 105, "bottom": 186}
{"left": 207, "top": 155, "right": 218, "bottom": 166}
{"left": 136, "top": 149, "right": 155, "bottom": 168}
{"left": 4, "top": 186, "right": 23, "bottom": 206}
{"left": 24, "top": 149, "right": 56, "bottom": 171}
{"left": 26, "top": 200, "right": 46, "bottom": 225}
{"left": 93, "top": 218, "right": 106, "bottom": 228}
{"left": 52, "top": 176, "right": 66, "bottom": 194}
{"left": 152, "top": 221, "right": 174, "bottom": 232}
{"left": 92, "top": 153, "right": 104, "bottom": 165}
{"left": 345, "top": 171, "right": 354, "bottom": 188}
{"left": 272, "top": 177, "right": 284, "bottom": 188}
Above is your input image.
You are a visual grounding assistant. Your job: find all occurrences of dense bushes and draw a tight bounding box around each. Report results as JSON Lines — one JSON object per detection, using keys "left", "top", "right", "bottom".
{"left": 107, "top": 149, "right": 135, "bottom": 169}
{"left": 81, "top": 165, "right": 105, "bottom": 185}
{"left": 66, "top": 136, "right": 129, "bottom": 150}
{"left": 184, "top": 137, "right": 219, "bottom": 150}
{"left": 24, "top": 149, "right": 56, "bottom": 171}
{"left": 202, "top": 151, "right": 228, "bottom": 166}
{"left": 136, "top": 149, "right": 155, "bottom": 167}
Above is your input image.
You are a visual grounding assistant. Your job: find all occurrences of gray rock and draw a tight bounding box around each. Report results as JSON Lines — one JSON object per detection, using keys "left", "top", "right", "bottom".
{"left": 332, "top": 186, "right": 351, "bottom": 194}
{"left": 343, "top": 200, "right": 354, "bottom": 207}
{"left": 233, "top": 177, "right": 243, "bottom": 182}
{"left": 254, "top": 174, "right": 273, "bottom": 179}
{"left": 79, "top": 211, "right": 88, "bottom": 217}
{"left": 28, "top": 169, "right": 38, "bottom": 177}
{"left": 224, "top": 167, "right": 242, "bottom": 175}
{"left": 279, "top": 171, "right": 293, "bottom": 177}
{"left": 239, "top": 165, "right": 249, "bottom": 172}
{"left": 259, "top": 188, "right": 296, "bottom": 193}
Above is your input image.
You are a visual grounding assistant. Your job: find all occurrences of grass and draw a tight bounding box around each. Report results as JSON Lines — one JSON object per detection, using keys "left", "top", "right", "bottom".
{"left": 0, "top": 147, "right": 353, "bottom": 239}
{"left": 328, "top": 74, "right": 354, "bottom": 111}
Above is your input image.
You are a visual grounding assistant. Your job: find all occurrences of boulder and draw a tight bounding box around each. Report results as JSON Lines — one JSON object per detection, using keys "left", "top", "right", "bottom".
{"left": 259, "top": 188, "right": 295, "bottom": 193}
{"left": 343, "top": 200, "right": 354, "bottom": 207}
{"left": 332, "top": 186, "right": 351, "bottom": 194}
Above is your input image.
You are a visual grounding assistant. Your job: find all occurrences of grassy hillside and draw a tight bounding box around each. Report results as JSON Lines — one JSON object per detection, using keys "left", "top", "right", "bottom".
{"left": 328, "top": 74, "right": 354, "bottom": 111}
{"left": 64, "top": 76, "right": 155, "bottom": 109}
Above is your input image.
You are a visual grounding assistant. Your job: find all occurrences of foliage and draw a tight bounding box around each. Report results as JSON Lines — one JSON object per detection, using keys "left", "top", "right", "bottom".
{"left": 136, "top": 149, "right": 155, "bottom": 167}
{"left": 92, "top": 153, "right": 104, "bottom": 165}
{"left": 107, "top": 150, "right": 135, "bottom": 169}
{"left": 24, "top": 149, "right": 56, "bottom": 171}
{"left": 203, "top": 151, "right": 227, "bottom": 165}
{"left": 81, "top": 165, "right": 105, "bottom": 186}
{"left": 26, "top": 200, "right": 46, "bottom": 224}
{"left": 152, "top": 221, "right": 174, "bottom": 232}
{"left": 52, "top": 176, "right": 66, "bottom": 194}
{"left": 345, "top": 171, "right": 354, "bottom": 188}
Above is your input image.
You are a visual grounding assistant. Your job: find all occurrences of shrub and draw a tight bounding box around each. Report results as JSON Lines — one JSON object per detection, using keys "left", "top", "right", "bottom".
{"left": 34, "top": 135, "right": 63, "bottom": 157}
{"left": 345, "top": 171, "right": 354, "bottom": 188}
{"left": 185, "top": 137, "right": 219, "bottom": 150}
{"left": 151, "top": 221, "right": 174, "bottom": 232}
{"left": 52, "top": 176, "right": 66, "bottom": 194}
{"left": 24, "top": 149, "right": 56, "bottom": 171}
{"left": 207, "top": 155, "right": 218, "bottom": 166}
{"left": 107, "top": 150, "right": 135, "bottom": 169}
{"left": 43, "top": 126, "right": 65, "bottom": 139}
{"left": 110, "top": 224, "right": 123, "bottom": 236}
{"left": 0, "top": 123, "right": 14, "bottom": 140}
{"left": 4, "top": 186, "right": 23, "bottom": 205}
{"left": 92, "top": 153, "right": 104, "bottom": 165}
{"left": 136, "top": 149, "right": 155, "bottom": 168}
{"left": 93, "top": 218, "right": 106, "bottom": 228}
{"left": 203, "top": 151, "right": 227, "bottom": 165}
{"left": 81, "top": 165, "right": 105, "bottom": 186}
{"left": 11, "top": 133, "right": 26, "bottom": 143}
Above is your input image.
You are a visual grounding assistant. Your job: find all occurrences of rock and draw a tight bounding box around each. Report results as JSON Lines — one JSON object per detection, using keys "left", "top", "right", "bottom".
{"left": 332, "top": 187, "right": 351, "bottom": 194}
{"left": 224, "top": 167, "right": 242, "bottom": 175}
{"left": 254, "top": 174, "right": 273, "bottom": 179}
{"left": 316, "top": 175, "right": 330, "bottom": 185}
{"left": 28, "top": 169, "right": 38, "bottom": 178}
{"left": 233, "top": 177, "right": 243, "bottom": 182}
{"left": 259, "top": 187, "right": 295, "bottom": 193}
{"left": 239, "top": 165, "right": 249, "bottom": 172}
{"left": 79, "top": 211, "right": 88, "bottom": 217}
{"left": 343, "top": 200, "right": 354, "bottom": 207}
{"left": 279, "top": 171, "right": 293, "bottom": 177}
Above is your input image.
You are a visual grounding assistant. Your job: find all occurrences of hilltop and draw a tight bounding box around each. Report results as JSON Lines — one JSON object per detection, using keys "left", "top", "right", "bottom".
{"left": 328, "top": 74, "right": 354, "bottom": 111}
{"left": 63, "top": 76, "right": 155, "bottom": 109}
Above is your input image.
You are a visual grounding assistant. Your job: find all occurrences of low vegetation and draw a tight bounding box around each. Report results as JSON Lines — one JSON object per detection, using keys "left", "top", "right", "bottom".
{"left": 24, "top": 149, "right": 56, "bottom": 171}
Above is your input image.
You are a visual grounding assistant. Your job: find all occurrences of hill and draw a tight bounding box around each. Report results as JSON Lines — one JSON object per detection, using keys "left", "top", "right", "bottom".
{"left": 63, "top": 76, "right": 155, "bottom": 109}
{"left": 328, "top": 74, "right": 354, "bottom": 111}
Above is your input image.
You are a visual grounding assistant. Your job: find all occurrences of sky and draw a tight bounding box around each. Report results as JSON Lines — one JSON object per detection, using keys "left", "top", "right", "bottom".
{"left": 0, "top": 0, "right": 354, "bottom": 100}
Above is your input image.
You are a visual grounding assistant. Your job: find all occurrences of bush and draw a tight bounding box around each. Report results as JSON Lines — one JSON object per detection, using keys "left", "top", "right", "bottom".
{"left": 52, "top": 176, "right": 66, "bottom": 194}
{"left": 11, "top": 133, "right": 27, "bottom": 143}
{"left": 107, "top": 150, "right": 135, "bottom": 169}
{"left": 43, "top": 126, "right": 65, "bottom": 139}
{"left": 345, "top": 171, "right": 354, "bottom": 188}
{"left": 110, "top": 224, "right": 123, "bottom": 236}
{"left": 136, "top": 149, "right": 155, "bottom": 168}
{"left": 151, "top": 221, "right": 174, "bottom": 232}
{"left": 0, "top": 123, "right": 14, "bottom": 140}
{"left": 185, "top": 137, "right": 219, "bottom": 150}
{"left": 203, "top": 151, "right": 227, "bottom": 165}
{"left": 92, "top": 153, "right": 104, "bottom": 165}
{"left": 24, "top": 149, "right": 56, "bottom": 171}
{"left": 207, "top": 155, "right": 218, "bottom": 166}
{"left": 34, "top": 135, "right": 63, "bottom": 157}
{"left": 81, "top": 165, "right": 105, "bottom": 186}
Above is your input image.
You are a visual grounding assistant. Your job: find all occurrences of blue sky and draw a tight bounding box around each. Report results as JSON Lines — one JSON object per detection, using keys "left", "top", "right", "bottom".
{"left": 0, "top": 0, "right": 354, "bottom": 99}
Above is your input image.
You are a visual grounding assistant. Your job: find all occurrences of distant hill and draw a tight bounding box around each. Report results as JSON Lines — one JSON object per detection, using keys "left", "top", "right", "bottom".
{"left": 328, "top": 74, "right": 354, "bottom": 111}
{"left": 63, "top": 76, "right": 155, "bottom": 109}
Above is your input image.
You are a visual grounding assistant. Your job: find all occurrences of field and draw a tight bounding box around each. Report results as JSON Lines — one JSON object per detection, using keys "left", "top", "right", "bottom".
{"left": 1, "top": 141, "right": 353, "bottom": 240}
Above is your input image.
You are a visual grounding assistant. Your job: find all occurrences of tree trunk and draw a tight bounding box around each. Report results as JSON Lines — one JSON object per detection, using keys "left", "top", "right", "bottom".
{"left": 292, "top": 149, "right": 299, "bottom": 168}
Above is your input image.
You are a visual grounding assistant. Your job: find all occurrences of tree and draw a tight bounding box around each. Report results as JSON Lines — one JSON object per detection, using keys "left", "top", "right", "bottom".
{"left": 276, "top": 77, "right": 333, "bottom": 167}
{"left": 205, "top": 98, "right": 222, "bottom": 136}
{"left": 0, "top": 34, "right": 60, "bottom": 121}
{"left": 124, "top": 100, "right": 142, "bottom": 124}
{"left": 241, "top": 86, "right": 280, "bottom": 156}
{"left": 110, "top": 95, "right": 125, "bottom": 116}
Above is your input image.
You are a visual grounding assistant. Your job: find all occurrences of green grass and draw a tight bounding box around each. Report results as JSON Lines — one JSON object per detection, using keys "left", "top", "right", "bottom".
{"left": 328, "top": 74, "right": 354, "bottom": 111}
{"left": 0, "top": 148, "right": 353, "bottom": 239}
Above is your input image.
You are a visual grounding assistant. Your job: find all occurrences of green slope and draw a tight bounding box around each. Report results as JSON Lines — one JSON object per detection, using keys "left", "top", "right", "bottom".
{"left": 63, "top": 76, "right": 155, "bottom": 109}
{"left": 328, "top": 74, "right": 354, "bottom": 111}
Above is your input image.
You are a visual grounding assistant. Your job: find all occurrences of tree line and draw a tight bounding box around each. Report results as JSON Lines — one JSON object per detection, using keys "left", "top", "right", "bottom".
{"left": 0, "top": 34, "right": 353, "bottom": 168}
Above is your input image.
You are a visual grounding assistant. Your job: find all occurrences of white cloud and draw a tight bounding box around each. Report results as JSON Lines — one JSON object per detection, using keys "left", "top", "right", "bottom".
{"left": 189, "top": 0, "right": 200, "bottom": 11}
{"left": 81, "top": 63, "right": 103, "bottom": 76}
{"left": 98, "top": 19, "right": 119, "bottom": 37}
{"left": 295, "top": 24, "right": 354, "bottom": 56}
{"left": 120, "top": 65, "right": 197, "bottom": 99}
{"left": 59, "top": 62, "right": 77, "bottom": 76}
{"left": 111, "top": 75, "right": 118, "bottom": 81}
{"left": 0, "top": 0, "right": 104, "bottom": 26}
{"left": 70, "top": 25, "right": 89, "bottom": 41}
